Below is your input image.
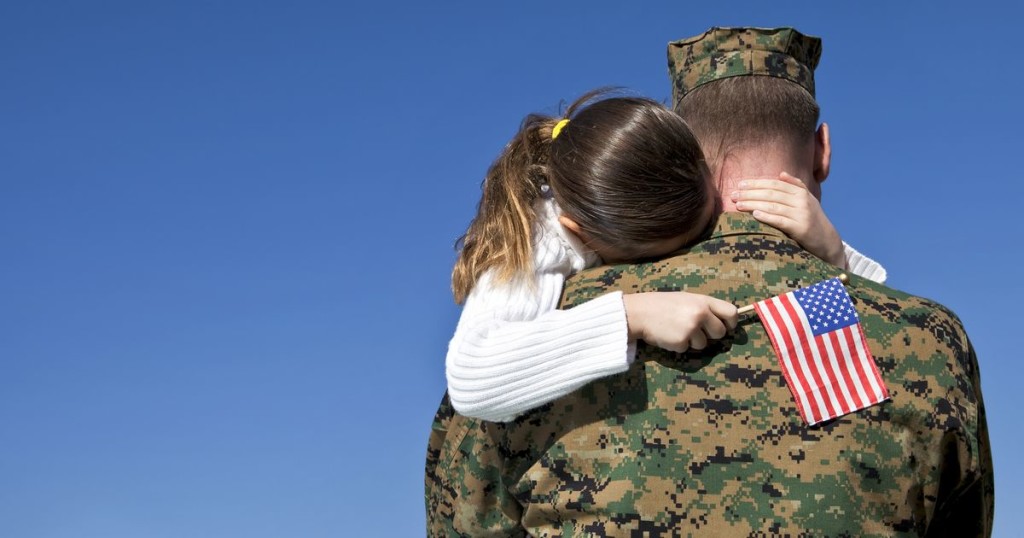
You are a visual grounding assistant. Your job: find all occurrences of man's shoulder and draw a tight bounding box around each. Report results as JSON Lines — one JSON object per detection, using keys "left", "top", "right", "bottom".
{"left": 850, "top": 273, "right": 964, "bottom": 329}
{"left": 560, "top": 218, "right": 974, "bottom": 372}
{"left": 846, "top": 274, "right": 976, "bottom": 382}
{"left": 564, "top": 215, "right": 967, "bottom": 339}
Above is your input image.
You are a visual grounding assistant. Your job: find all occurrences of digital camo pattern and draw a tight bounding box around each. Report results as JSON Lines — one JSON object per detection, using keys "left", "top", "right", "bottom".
{"left": 668, "top": 27, "right": 822, "bottom": 108}
{"left": 426, "top": 213, "right": 992, "bottom": 537}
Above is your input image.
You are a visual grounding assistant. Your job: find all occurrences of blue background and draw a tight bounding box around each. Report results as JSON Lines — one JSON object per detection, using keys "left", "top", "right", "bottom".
{"left": 3, "top": 1, "right": 1020, "bottom": 536}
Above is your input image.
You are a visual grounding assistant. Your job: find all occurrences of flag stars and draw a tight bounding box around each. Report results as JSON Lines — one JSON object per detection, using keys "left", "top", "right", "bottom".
{"left": 793, "top": 278, "right": 861, "bottom": 336}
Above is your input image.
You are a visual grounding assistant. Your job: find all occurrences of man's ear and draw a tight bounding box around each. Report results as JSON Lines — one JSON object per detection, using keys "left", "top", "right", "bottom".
{"left": 813, "top": 122, "right": 832, "bottom": 184}
{"left": 558, "top": 215, "right": 587, "bottom": 241}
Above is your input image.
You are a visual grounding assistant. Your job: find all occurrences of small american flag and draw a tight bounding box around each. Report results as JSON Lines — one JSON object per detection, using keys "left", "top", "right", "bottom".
{"left": 753, "top": 277, "right": 889, "bottom": 425}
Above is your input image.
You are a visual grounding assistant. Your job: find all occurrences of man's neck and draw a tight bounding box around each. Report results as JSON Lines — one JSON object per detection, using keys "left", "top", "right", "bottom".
{"left": 713, "top": 146, "right": 814, "bottom": 212}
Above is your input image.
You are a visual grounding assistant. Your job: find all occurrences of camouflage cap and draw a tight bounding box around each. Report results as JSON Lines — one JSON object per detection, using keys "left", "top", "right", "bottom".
{"left": 668, "top": 27, "right": 822, "bottom": 108}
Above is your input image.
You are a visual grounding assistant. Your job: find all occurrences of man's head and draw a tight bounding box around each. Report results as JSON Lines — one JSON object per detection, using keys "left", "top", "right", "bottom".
{"left": 667, "top": 27, "right": 830, "bottom": 203}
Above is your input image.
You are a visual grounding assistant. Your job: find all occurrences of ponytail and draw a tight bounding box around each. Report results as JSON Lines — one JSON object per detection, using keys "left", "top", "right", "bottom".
{"left": 452, "top": 89, "right": 712, "bottom": 303}
{"left": 451, "top": 115, "right": 562, "bottom": 304}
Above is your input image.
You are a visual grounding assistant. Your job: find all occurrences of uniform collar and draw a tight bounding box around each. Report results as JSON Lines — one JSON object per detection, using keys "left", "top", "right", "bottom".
{"left": 706, "top": 212, "right": 790, "bottom": 242}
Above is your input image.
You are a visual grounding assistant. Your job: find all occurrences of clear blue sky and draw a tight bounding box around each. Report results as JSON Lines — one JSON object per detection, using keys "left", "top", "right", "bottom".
{"left": 3, "top": 2, "right": 1021, "bottom": 536}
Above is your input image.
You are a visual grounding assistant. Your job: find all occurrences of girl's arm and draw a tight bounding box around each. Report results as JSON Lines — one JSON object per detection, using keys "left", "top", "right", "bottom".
{"left": 447, "top": 271, "right": 737, "bottom": 423}
{"left": 841, "top": 242, "right": 887, "bottom": 284}
{"left": 446, "top": 197, "right": 635, "bottom": 422}
{"left": 732, "top": 172, "right": 888, "bottom": 283}
{"left": 446, "top": 268, "right": 633, "bottom": 423}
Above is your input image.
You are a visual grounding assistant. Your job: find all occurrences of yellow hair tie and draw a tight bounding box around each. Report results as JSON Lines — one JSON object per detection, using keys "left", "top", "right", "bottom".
{"left": 551, "top": 118, "right": 570, "bottom": 140}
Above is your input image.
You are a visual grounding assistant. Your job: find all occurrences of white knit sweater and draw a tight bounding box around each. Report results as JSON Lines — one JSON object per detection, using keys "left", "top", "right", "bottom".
{"left": 446, "top": 198, "right": 887, "bottom": 422}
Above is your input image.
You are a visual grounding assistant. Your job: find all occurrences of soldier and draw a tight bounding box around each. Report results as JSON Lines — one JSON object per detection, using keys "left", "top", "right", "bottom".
{"left": 426, "top": 27, "right": 993, "bottom": 536}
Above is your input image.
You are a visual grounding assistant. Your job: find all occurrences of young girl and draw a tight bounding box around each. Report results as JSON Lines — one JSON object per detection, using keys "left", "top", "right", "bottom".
{"left": 447, "top": 91, "right": 884, "bottom": 422}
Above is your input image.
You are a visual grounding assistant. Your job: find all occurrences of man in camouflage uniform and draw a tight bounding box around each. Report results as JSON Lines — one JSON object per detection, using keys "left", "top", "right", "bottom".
{"left": 426, "top": 27, "right": 993, "bottom": 536}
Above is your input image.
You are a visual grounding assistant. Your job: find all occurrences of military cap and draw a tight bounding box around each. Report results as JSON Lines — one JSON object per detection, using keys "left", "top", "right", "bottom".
{"left": 668, "top": 27, "right": 822, "bottom": 107}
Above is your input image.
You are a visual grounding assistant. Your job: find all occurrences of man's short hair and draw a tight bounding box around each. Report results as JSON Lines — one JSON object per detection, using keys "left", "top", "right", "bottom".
{"left": 676, "top": 76, "right": 820, "bottom": 161}
{"left": 667, "top": 27, "right": 822, "bottom": 163}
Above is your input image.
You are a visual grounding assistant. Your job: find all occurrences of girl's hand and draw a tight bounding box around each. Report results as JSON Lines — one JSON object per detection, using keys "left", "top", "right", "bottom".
{"left": 622, "top": 292, "right": 738, "bottom": 353}
{"left": 731, "top": 172, "right": 846, "bottom": 268}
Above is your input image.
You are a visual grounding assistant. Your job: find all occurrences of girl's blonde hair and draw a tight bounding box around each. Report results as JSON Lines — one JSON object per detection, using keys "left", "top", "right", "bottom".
{"left": 451, "top": 89, "right": 710, "bottom": 304}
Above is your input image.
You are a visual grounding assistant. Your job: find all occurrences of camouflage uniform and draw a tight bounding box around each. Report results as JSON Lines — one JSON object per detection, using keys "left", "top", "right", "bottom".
{"left": 426, "top": 27, "right": 992, "bottom": 536}
{"left": 426, "top": 214, "right": 992, "bottom": 536}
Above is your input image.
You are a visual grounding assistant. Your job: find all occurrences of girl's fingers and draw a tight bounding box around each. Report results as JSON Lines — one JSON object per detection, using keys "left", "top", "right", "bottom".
{"left": 706, "top": 298, "right": 740, "bottom": 329}
{"left": 702, "top": 315, "right": 728, "bottom": 340}
{"left": 731, "top": 175, "right": 812, "bottom": 204}
{"left": 749, "top": 210, "right": 798, "bottom": 231}
{"left": 688, "top": 330, "right": 708, "bottom": 351}
{"left": 734, "top": 199, "right": 798, "bottom": 217}
{"left": 777, "top": 172, "right": 809, "bottom": 189}
{"left": 732, "top": 188, "right": 799, "bottom": 206}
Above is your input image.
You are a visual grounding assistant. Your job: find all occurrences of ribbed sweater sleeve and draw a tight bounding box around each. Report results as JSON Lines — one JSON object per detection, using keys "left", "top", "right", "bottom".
{"left": 445, "top": 198, "right": 634, "bottom": 422}
{"left": 842, "top": 241, "right": 888, "bottom": 284}
{"left": 446, "top": 288, "right": 633, "bottom": 422}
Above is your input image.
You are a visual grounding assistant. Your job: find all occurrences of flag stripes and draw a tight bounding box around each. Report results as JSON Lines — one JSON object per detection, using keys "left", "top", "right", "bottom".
{"left": 754, "top": 278, "right": 888, "bottom": 425}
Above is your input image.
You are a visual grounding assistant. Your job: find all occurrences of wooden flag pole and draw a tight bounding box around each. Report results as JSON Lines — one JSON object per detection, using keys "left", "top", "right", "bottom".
{"left": 737, "top": 273, "right": 849, "bottom": 316}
